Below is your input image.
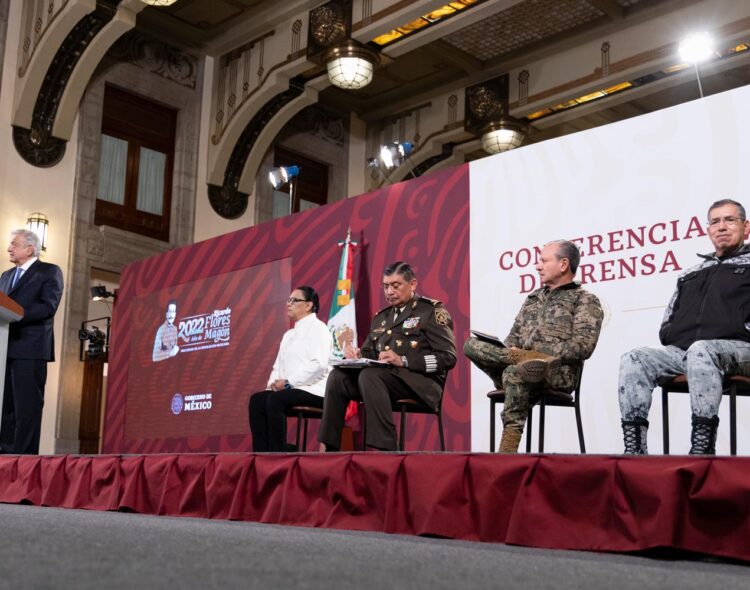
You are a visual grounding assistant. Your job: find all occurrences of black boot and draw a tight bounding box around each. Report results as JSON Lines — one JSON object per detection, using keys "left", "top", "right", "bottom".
{"left": 689, "top": 414, "right": 719, "bottom": 455}
{"left": 621, "top": 417, "right": 649, "bottom": 454}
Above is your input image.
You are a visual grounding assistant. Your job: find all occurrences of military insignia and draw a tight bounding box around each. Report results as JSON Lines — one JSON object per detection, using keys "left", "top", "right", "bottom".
{"left": 403, "top": 317, "right": 419, "bottom": 329}
{"left": 410, "top": 340, "right": 418, "bottom": 349}
{"left": 434, "top": 306, "right": 451, "bottom": 326}
{"left": 373, "top": 327, "right": 385, "bottom": 334}
{"left": 396, "top": 339, "right": 403, "bottom": 347}
{"left": 381, "top": 320, "right": 386, "bottom": 326}
{"left": 412, "top": 300, "right": 418, "bottom": 308}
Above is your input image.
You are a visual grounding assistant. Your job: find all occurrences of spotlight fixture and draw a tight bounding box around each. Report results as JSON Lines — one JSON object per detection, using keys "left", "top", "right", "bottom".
{"left": 268, "top": 165, "right": 300, "bottom": 190}
{"left": 26, "top": 212, "right": 49, "bottom": 253}
{"left": 678, "top": 32, "right": 715, "bottom": 98}
{"left": 379, "top": 141, "right": 414, "bottom": 170}
{"left": 268, "top": 165, "right": 301, "bottom": 215}
{"left": 326, "top": 41, "right": 378, "bottom": 90}
{"left": 678, "top": 32, "right": 715, "bottom": 64}
{"left": 90, "top": 285, "right": 114, "bottom": 301}
{"left": 480, "top": 118, "right": 527, "bottom": 155}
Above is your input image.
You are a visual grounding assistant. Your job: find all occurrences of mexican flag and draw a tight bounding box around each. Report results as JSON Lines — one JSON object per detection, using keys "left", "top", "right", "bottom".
{"left": 328, "top": 228, "right": 359, "bottom": 422}
{"left": 328, "top": 228, "right": 358, "bottom": 360}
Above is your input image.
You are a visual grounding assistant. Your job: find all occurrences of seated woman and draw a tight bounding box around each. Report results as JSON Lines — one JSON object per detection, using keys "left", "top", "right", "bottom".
{"left": 248, "top": 286, "right": 331, "bottom": 451}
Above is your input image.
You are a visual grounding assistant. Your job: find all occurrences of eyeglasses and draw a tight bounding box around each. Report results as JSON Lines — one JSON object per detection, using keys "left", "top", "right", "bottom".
{"left": 287, "top": 297, "right": 307, "bottom": 304}
{"left": 708, "top": 216, "right": 744, "bottom": 228}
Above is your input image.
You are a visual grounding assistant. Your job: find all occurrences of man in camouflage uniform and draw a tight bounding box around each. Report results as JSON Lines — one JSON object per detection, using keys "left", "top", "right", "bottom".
{"left": 465, "top": 240, "right": 603, "bottom": 453}
{"left": 319, "top": 261, "right": 457, "bottom": 451}
{"left": 619, "top": 199, "right": 750, "bottom": 455}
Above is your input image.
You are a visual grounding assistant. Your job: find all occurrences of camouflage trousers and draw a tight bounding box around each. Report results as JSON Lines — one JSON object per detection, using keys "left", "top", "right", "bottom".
{"left": 464, "top": 337, "right": 540, "bottom": 434}
{"left": 618, "top": 339, "right": 750, "bottom": 420}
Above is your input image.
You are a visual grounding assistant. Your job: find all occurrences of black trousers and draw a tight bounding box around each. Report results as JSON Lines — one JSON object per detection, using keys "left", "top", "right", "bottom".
{"left": 1, "top": 359, "right": 47, "bottom": 454}
{"left": 248, "top": 388, "right": 323, "bottom": 452}
{"left": 318, "top": 367, "right": 421, "bottom": 451}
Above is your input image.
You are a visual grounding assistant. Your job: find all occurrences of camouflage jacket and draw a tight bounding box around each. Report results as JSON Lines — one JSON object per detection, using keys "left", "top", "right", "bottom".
{"left": 361, "top": 294, "right": 457, "bottom": 392}
{"left": 506, "top": 282, "right": 603, "bottom": 389}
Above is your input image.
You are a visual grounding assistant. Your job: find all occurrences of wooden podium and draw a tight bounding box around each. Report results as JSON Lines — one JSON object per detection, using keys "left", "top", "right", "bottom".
{"left": 0, "top": 292, "right": 23, "bottom": 437}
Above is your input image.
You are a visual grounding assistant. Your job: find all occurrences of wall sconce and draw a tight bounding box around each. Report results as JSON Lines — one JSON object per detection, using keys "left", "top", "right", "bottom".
{"left": 268, "top": 165, "right": 301, "bottom": 214}
{"left": 307, "top": 0, "right": 379, "bottom": 90}
{"left": 90, "top": 285, "right": 115, "bottom": 301}
{"left": 26, "top": 212, "right": 48, "bottom": 253}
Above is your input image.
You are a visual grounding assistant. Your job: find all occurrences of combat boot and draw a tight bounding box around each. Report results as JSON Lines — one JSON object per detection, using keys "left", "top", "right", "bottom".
{"left": 621, "top": 417, "right": 649, "bottom": 454}
{"left": 498, "top": 428, "right": 522, "bottom": 453}
{"left": 508, "top": 349, "right": 560, "bottom": 383}
{"left": 689, "top": 414, "right": 719, "bottom": 455}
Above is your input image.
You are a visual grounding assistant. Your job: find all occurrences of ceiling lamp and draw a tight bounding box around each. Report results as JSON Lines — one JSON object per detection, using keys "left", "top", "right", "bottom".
{"left": 480, "top": 118, "right": 527, "bottom": 154}
{"left": 140, "top": 0, "right": 180, "bottom": 6}
{"left": 326, "top": 42, "right": 378, "bottom": 90}
{"left": 307, "top": 0, "right": 380, "bottom": 91}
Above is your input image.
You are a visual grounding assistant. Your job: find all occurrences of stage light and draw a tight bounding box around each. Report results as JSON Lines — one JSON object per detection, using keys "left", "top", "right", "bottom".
{"left": 679, "top": 32, "right": 715, "bottom": 64}
{"left": 90, "top": 285, "right": 114, "bottom": 301}
{"left": 480, "top": 118, "right": 526, "bottom": 154}
{"left": 379, "top": 141, "right": 413, "bottom": 170}
{"left": 268, "top": 165, "right": 300, "bottom": 190}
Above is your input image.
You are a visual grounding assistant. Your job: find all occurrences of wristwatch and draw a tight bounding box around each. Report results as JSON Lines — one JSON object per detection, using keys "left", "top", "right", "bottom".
{"left": 400, "top": 356, "right": 408, "bottom": 368}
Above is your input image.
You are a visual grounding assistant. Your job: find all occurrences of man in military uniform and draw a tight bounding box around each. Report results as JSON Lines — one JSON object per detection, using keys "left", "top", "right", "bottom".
{"left": 465, "top": 240, "right": 603, "bottom": 453}
{"left": 318, "top": 261, "right": 457, "bottom": 451}
{"left": 152, "top": 300, "right": 179, "bottom": 362}
{"left": 619, "top": 199, "right": 750, "bottom": 455}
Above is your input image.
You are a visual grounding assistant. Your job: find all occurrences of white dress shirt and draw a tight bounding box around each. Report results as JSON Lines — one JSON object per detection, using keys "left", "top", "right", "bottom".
{"left": 267, "top": 313, "right": 332, "bottom": 397}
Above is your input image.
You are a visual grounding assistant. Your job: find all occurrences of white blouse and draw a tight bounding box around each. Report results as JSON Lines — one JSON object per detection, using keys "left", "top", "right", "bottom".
{"left": 267, "top": 313, "right": 332, "bottom": 397}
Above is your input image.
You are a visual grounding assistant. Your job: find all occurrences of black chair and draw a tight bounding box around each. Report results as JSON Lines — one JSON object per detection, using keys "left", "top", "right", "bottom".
{"left": 487, "top": 369, "right": 585, "bottom": 453}
{"left": 285, "top": 405, "right": 323, "bottom": 451}
{"left": 394, "top": 397, "right": 446, "bottom": 451}
{"left": 359, "top": 395, "right": 446, "bottom": 451}
{"left": 660, "top": 374, "right": 750, "bottom": 455}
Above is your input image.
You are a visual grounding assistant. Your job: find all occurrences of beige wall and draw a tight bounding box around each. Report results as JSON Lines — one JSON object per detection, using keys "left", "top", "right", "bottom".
{"left": 0, "top": 0, "right": 78, "bottom": 454}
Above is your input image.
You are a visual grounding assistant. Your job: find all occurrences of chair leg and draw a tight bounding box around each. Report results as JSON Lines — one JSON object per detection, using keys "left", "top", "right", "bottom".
{"left": 360, "top": 402, "right": 367, "bottom": 451}
{"left": 730, "top": 383, "right": 737, "bottom": 456}
{"left": 574, "top": 400, "right": 586, "bottom": 453}
{"left": 399, "top": 405, "right": 406, "bottom": 451}
{"left": 661, "top": 387, "right": 670, "bottom": 455}
{"left": 295, "top": 414, "right": 303, "bottom": 451}
{"left": 525, "top": 407, "right": 533, "bottom": 453}
{"left": 437, "top": 410, "right": 446, "bottom": 451}
{"left": 490, "top": 399, "right": 496, "bottom": 452}
{"left": 538, "top": 398, "right": 546, "bottom": 453}
{"left": 302, "top": 416, "right": 308, "bottom": 452}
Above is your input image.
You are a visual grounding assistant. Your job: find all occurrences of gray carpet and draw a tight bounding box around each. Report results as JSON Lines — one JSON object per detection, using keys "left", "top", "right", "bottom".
{"left": 0, "top": 504, "right": 747, "bottom": 589}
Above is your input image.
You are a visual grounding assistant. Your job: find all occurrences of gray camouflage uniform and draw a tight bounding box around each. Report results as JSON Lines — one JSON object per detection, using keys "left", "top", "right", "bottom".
{"left": 465, "top": 282, "right": 603, "bottom": 434}
{"left": 619, "top": 246, "right": 750, "bottom": 433}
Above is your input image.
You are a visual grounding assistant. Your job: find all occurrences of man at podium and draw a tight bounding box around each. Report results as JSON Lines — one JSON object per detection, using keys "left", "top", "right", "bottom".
{"left": 0, "top": 229, "right": 64, "bottom": 454}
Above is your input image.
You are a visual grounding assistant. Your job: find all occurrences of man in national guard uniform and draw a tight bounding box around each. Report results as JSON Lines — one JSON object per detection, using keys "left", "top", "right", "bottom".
{"left": 318, "top": 261, "right": 457, "bottom": 451}
{"left": 465, "top": 239, "right": 603, "bottom": 453}
{"left": 619, "top": 199, "right": 750, "bottom": 455}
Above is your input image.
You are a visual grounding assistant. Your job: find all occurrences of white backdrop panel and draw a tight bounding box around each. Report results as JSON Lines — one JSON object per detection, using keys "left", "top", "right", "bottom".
{"left": 469, "top": 84, "right": 750, "bottom": 454}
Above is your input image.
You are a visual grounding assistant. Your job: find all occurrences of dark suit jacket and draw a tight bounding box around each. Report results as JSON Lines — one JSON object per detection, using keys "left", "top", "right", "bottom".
{"left": 0, "top": 259, "right": 64, "bottom": 361}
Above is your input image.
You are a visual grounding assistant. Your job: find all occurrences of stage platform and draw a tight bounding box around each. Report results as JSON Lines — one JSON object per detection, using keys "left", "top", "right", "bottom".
{"left": 0, "top": 452, "right": 747, "bottom": 562}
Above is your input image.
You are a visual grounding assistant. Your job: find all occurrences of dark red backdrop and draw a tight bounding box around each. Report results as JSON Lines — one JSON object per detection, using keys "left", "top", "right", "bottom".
{"left": 102, "top": 165, "right": 471, "bottom": 453}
